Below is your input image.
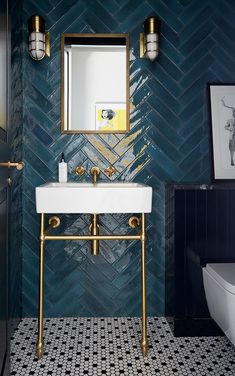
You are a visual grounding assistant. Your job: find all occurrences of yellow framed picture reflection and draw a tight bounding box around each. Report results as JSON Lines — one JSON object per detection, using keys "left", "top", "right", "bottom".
{"left": 95, "top": 102, "right": 126, "bottom": 131}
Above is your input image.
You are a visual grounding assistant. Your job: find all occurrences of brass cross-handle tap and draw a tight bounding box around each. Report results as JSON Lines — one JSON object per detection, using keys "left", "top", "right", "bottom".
{"left": 75, "top": 165, "right": 86, "bottom": 176}
{"left": 0, "top": 161, "right": 25, "bottom": 170}
{"left": 104, "top": 165, "right": 116, "bottom": 177}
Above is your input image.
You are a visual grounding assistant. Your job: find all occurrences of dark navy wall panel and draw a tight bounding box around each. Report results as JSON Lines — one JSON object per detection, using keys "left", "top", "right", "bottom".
{"left": 166, "top": 184, "right": 235, "bottom": 335}
{"left": 19, "top": 0, "right": 235, "bottom": 317}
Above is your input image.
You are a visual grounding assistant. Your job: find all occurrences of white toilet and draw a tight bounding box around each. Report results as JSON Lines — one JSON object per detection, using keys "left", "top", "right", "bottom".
{"left": 203, "top": 263, "right": 235, "bottom": 345}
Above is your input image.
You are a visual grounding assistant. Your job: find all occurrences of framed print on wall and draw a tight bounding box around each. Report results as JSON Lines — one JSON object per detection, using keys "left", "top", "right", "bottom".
{"left": 209, "top": 83, "right": 235, "bottom": 181}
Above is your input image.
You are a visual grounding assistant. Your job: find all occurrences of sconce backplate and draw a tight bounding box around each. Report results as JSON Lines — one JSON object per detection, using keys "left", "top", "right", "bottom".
{"left": 45, "top": 32, "right": 50, "bottom": 57}
{"left": 140, "top": 32, "right": 146, "bottom": 58}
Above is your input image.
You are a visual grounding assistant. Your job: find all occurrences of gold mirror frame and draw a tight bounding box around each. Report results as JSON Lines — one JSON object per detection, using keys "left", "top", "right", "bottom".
{"left": 61, "top": 33, "right": 130, "bottom": 134}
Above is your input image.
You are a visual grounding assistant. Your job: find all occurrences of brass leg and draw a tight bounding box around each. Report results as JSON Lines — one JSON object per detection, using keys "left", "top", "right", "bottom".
{"left": 37, "top": 213, "right": 45, "bottom": 359}
{"left": 140, "top": 213, "right": 148, "bottom": 356}
{"left": 90, "top": 214, "right": 99, "bottom": 255}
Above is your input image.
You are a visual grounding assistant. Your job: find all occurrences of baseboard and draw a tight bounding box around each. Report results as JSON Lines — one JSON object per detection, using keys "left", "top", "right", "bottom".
{"left": 166, "top": 316, "right": 224, "bottom": 337}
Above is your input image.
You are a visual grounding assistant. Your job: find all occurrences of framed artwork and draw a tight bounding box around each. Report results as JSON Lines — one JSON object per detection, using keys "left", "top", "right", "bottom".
{"left": 208, "top": 83, "right": 235, "bottom": 181}
{"left": 95, "top": 102, "right": 126, "bottom": 131}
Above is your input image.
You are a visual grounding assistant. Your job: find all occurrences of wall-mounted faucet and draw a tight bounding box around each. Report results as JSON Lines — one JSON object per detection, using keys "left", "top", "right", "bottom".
{"left": 90, "top": 166, "right": 100, "bottom": 184}
{"left": 75, "top": 165, "right": 116, "bottom": 182}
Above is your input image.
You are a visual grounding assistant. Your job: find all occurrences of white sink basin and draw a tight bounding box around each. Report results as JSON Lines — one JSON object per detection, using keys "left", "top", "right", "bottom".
{"left": 36, "top": 182, "right": 152, "bottom": 214}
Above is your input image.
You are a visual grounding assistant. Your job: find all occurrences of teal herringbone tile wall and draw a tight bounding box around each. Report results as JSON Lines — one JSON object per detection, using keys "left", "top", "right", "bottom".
{"left": 19, "top": 0, "right": 235, "bottom": 317}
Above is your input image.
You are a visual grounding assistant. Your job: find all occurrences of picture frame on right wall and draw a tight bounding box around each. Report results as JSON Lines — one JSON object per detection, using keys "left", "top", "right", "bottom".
{"left": 208, "top": 83, "right": 235, "bottom": 181}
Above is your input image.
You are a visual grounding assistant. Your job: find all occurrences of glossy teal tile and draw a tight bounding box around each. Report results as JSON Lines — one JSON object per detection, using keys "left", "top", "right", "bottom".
{"left": 179, "top": 126, "right": 205, "bottom": 155}
{"left": 179, "top": 5, "right": 213, "bottom": 44}
{"left": 114, "top": 2, "right": 152, "bottom": 33}
{"left": 49, "top": 1, "right": 87, "bottom": 38}
{"left": 47, "top": 0, "right": 79, "bottom": 23}
{"left": 179, "top": 0, "right": 210, "bottom": 22}
{"left": 147, "top": 0, "right": 183, "bottom": 31}
{"left": 159, "top": 35, "right": 184, "bottom": 66}
{"left": 179, "top": 93, "right": 204, "bottom": 122}
{"left": 179, "top": 20, "right": 214, "bottom": 56}
{"left": 83, "top": 9, "right": 111, "bottom": 32}
{"left": 147, "top": 126, "right": 182, "bottom": 163}
{"left": 115, "top": 0, "right": 140, "bottom": 22}
{"left": 86, "top": 0, "right": 118, "bottom": 29}
{"left": 180, "top": 37, "right": 214, "bottom": 73}
{"left": 18, "top": 0, "right": 235, "bottom": 319}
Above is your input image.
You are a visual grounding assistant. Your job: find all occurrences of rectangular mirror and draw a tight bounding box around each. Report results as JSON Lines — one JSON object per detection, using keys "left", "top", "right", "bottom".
{"left": 61, "top": 33, "right": 130, "bottom": 134}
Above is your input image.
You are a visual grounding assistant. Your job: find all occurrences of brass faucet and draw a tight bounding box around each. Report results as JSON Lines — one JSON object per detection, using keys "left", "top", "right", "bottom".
{"left": 90, "top": 166, "right": 100, "bottom": 184}
{"left": 76, "top": 165, "right": 116, "bottom": 181}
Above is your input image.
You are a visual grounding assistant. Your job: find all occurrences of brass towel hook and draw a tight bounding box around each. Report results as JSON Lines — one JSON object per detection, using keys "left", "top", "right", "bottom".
{"left": 0, "top": 161, "right": 25, "bottom": 170}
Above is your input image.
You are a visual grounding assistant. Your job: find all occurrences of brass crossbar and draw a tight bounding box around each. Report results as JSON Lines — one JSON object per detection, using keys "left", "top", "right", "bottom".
{"left": 37, "top": 213, "right": 148, "bottom": 359}
{"left": 44, "top": 234, "right": 141, "bottom": 241}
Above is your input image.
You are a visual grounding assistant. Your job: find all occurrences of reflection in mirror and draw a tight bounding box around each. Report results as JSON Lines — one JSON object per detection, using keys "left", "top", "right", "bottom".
{"left": 61, "top": 34, "right": 129, "bottom": 134}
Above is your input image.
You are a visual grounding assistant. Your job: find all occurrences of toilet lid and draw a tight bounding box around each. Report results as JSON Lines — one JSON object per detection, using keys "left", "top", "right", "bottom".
{"left": 206, "top": 263, "right": 235, "bottom": 295}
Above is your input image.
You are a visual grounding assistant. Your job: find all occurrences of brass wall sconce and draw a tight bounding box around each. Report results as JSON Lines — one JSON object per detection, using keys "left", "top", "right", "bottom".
{"left": 28, "top": 15, "right": 50, "bottom": 60}
{"left": 140, "top": 16, "right": 160, "bottom": 62}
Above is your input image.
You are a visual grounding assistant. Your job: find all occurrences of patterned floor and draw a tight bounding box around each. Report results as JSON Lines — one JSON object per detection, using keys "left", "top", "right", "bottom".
{"left": 10, "top": 317, "right": 235, "bottom": 375}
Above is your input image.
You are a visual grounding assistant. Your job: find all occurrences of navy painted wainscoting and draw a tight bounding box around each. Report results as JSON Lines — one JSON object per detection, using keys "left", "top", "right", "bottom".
{"left": 166, "top": 184, "right": 235, "bottom": 336}
{"left": 14, "top": 0, "right": 235, "bottom": 317}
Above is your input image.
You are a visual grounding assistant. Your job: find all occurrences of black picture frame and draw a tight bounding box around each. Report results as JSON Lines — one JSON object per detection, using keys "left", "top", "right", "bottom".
{"left": 208, "top": 83, "right": 235, "bottom": 182}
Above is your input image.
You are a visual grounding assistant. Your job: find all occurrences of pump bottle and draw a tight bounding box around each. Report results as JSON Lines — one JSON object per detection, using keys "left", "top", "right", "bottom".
{"left": 58, "top": 153, "right": 68, "bottom": 182}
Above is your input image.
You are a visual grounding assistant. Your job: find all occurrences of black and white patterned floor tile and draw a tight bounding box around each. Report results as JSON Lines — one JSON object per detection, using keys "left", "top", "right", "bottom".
{"left": 10, "top": 317, "right": 235, "bottom": 375}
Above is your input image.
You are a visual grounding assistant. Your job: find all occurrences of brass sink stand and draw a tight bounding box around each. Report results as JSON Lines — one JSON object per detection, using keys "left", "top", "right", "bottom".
{"left": 37, "top": 213, "right": 148, "bottom": 359}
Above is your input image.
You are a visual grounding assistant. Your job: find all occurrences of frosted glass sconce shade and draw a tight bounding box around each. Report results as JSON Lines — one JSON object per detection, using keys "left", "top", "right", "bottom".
{"left": 140, "top": 16, "right": 160, "bottom": 62}
{"left": 28, "top": 15, "right": 50, "bottom": 61}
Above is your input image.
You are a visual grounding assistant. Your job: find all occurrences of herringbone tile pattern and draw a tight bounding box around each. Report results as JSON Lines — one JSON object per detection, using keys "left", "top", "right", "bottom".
{"left": 19, "top": 0, "right": 235, "bottom": 317}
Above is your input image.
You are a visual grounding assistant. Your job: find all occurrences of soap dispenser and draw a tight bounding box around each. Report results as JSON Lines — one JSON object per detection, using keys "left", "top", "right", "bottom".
{"left": 58, "top": 153, "right": 68, "bottom": 182}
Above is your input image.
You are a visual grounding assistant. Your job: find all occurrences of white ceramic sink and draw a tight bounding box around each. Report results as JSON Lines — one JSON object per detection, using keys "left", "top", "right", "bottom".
{"left": 36, "top": 182, "right": 152, "bottom": 214}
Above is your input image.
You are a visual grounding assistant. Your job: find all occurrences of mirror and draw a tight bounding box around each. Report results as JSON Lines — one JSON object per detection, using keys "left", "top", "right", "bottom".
{"left": 61, "top": 33, "right": 130, "bottom": 134}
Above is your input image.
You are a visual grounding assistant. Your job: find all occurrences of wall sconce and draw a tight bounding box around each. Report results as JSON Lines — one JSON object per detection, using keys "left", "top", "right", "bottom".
{"left": 140, "top": 16, "right": 160, "bottom": 62}
{"left": 28, "top": 15, "right": 50, "bottom": 60}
